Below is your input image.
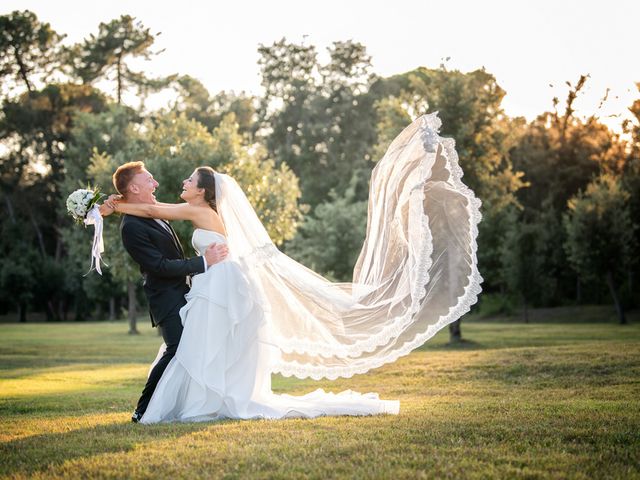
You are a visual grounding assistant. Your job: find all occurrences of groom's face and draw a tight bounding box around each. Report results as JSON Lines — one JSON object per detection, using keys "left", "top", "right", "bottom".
{"left": 129, "top": 169, "right": 159, "bottom": 203}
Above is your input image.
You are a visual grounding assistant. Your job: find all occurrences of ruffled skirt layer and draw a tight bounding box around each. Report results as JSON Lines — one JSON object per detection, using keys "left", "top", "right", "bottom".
{"left": 140, "top": 260, "right": 399, "bottom": 424}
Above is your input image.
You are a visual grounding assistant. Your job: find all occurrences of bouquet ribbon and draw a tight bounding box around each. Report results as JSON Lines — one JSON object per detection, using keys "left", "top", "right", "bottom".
{"left": 83, "top": 205, "right": 107, "bottom": 275}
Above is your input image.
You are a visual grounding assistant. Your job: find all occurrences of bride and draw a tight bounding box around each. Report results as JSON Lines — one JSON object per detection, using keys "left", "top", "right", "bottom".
{"left": 109, "top": 113, "right": 482, "bottom": 423}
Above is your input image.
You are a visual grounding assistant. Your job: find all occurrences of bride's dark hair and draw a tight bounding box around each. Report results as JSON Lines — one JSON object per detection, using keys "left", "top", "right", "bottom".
{"left": 196, "top": 166, "right": 217, "bottom": 212}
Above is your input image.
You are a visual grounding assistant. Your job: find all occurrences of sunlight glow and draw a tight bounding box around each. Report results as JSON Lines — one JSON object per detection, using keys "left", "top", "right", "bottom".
{"left": 2, "top": 0, "right": 637, "bottom": 133}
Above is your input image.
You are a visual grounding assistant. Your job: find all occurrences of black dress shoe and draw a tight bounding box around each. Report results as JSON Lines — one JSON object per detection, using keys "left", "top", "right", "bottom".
{"left": 131, "top": 410, "right": 143, "bottom": 423}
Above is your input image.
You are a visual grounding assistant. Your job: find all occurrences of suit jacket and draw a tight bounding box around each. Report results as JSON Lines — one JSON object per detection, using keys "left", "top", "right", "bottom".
{"left": 120, "top": 215, "right": 205, "bottom": 327}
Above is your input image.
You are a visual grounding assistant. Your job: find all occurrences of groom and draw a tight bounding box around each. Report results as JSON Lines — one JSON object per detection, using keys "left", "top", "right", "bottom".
{"left": 101, "top": 161, "right": 228, "bottom": 422}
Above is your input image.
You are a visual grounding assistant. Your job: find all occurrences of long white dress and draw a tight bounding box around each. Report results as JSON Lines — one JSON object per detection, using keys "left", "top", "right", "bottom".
{"left": 140, "top": 228, "right": 400, "bottom": 424}
{"left": 140, "top": 113, "right": 482, "bottom": 423}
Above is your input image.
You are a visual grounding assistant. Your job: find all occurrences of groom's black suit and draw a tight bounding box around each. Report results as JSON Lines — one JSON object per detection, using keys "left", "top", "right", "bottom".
{"left": 120, "top": 214, "right": 205, "bottom": 415}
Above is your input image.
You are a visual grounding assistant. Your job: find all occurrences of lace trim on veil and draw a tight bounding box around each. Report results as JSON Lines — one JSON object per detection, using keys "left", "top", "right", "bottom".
{"left": 226, "top": 114, "right": 483, "bottom": 379}
{"left": 262, "top": 113, "right": 484, "bottom": 379}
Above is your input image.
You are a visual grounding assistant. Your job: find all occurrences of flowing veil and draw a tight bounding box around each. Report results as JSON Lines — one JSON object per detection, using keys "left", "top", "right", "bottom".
{"left": 214, "top": 112, "right": 483, "bottom": 380}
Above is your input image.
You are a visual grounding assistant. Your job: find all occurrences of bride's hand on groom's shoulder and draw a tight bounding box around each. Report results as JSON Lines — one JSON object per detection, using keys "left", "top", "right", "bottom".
{"left": 99, "top": 194, "right": 123, "bottom": 217}
{"left": 107, "top": 194, "right": 122, "bottom": 206}
{"left": 99, "top": 202, "right": 115, "bottom": 217}
{"left": 101, "top": 194, "right": 122, "bottom": 216}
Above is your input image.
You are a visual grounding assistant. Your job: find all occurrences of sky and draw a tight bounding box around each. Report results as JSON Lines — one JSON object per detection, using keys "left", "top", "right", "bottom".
{"left": 4, "top": 0, "right": 639, "bottom": 132}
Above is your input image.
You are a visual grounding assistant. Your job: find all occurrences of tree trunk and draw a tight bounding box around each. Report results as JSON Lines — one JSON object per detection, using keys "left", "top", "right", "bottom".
{"left": 19, "top": 303, "right": 27, "bottom": 323}
{"left": 449, "top": 319, "right": 462, "bottom": 343}
{"left": 128, "top": 281, "right": 139, "bottom": 334}
{"left": 55, "top": 235, "right": 63, "bottom": 261}
{"left": 14, "top": 48, "right": 34, "bottom": 92}
{"left": 116, "top": 53, "right": 123, "bottom": 105}
{"left": 45, "top": 301, "right": 60, "bottom": 321}
{"left": 605, "top": 270, "right": 626, "bottom": 325}
{"left": 523, "top": 301, "right": 529, "bottom": 323}
{"left": 58, "top": 300, "right": 65, "bottom": 322}
{"left": 29, "top": 210, "right": 47, "bottom": 258}
{"left": 576, "top": 276, "right": 582, "bottom": 304}
{"left": 3, "top": 193, "right": 16, "bottom": 224}
{"left": 109, "top": 297, "right": 116, "bottom": 321}
{"left": 73, "top": 295, "right": 82, "bottom": 321}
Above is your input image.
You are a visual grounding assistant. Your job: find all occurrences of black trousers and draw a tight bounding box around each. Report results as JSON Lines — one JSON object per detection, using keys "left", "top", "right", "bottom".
{"left": 135, "top": 315, "right": 183, "bottom": 414}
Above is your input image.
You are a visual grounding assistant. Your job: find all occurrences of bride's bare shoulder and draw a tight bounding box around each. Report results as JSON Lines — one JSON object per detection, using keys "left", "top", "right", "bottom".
{"left": 192, "top": 205, "right": 227, "bottom": 235}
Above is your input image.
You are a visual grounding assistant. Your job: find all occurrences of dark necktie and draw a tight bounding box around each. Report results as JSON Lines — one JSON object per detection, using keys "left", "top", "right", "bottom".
{"left": 158, "top": 219, "right": 184, "bottom": 258}
{"left": 155, "top": 219, "right": 191, "bottom": 287}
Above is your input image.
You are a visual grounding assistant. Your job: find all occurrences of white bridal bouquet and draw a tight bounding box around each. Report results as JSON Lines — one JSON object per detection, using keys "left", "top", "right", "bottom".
{"left": 66, "top": 188, "right": 104, "bottom": 222}
{"left": 66, "top": 187, "right": 107, "bottom": 275}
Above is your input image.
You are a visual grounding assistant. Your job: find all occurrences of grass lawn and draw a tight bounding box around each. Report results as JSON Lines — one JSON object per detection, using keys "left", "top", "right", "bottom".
{"left": 1, "top": 311, "right": 639, "bottom": 479}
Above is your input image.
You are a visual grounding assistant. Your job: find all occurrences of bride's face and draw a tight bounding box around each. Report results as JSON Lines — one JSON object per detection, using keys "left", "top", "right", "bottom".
{"left": 180, "top": 171, "right": 204, "bottom": 202}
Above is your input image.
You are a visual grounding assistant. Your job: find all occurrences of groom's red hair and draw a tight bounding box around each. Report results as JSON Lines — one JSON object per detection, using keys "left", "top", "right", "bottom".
{"left": 113, "top": 161, "right": 145, "bottom": 196}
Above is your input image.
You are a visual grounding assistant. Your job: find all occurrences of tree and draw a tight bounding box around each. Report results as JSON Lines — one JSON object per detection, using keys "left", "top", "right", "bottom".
{"left": 0, "top": 221, "right": 38, "bottom": 322}
{"left": 370, "top": 67, "right": 527, "bottom": 209}
{"left": 172, "top": 75, "right": 256, "bottom": 136}
{"left": 0, "top": 82, "right": 107, "bottom": 320}
{"left": 370, "top": 96, "right": 412, "bottom": 162}
{"left": 257, "top": 39, "right": 320, "bottom": 202}
{"left": 512, "top": 76, "right": 627, "bottom": 215}
{"left": 71, "top": 15, "right": 172, "bottom": 105}
{"left": 258, "top": 39, "right": 377, "bottom": 206}
{"left": 63, "top": 105, "right": 144, "bottom": 330}
{"left": 140, "top": 112, "right": 302, "bottom": 246}
{"left": 563, "top": 174, "right": 636, "bottom": 324}
{"left": 1, "top": 83, "right": 107, "bottom": 259}
{"left": 69, "top": 110, "right": 303, "bottom": 331}
{"left": 500, "top": 208, "right": 557, "bottom": 321}
{"left": 315, "top": 40, "right": 377, "bottom": 202}
{"left": 621, "top": 83, "right": 640, "bottom": 305}
{"left": 510, "top": 77, "right": 630, "bottom": 304}
{"left": 369, "top": 66, "right": 527, "bottom": 341}
{"left": 286, "top": 179, "right": 367, "bottom": 281}
{"left": 0, "top": 10, "right": 64, "bottom": 94}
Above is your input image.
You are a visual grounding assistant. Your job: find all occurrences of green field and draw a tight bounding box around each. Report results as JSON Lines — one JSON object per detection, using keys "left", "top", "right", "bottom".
{"left": 1, "top": 313, "right": 639, "bottom": 479}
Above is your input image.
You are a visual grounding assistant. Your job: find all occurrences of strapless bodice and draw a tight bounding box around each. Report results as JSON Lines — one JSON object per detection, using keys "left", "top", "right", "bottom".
{"left": 192, "top": 228, "right": 227, "bottom": 256}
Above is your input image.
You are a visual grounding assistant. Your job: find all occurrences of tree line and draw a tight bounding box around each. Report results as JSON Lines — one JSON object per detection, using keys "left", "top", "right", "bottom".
{"left": 1, "top": 11, "right": 638, "bottom": 337}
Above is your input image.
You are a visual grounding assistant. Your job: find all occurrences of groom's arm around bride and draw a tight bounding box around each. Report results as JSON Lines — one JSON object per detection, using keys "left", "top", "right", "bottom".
{"left": 101, "top": 161, "right": 227, "bottom": 326}
{"left": 101, "top": 160, "right": 227, "bottom": 422}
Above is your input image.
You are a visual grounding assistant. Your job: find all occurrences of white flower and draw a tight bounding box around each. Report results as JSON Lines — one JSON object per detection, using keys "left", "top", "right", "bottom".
{"left": 66, "top": 188, "right": 99, "bottom": 222}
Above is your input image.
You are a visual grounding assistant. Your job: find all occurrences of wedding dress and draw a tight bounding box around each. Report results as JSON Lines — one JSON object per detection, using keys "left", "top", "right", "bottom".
{"left": 141, "top": 228, "right": 400, "bottom": 423}
{"left": 140, "top": 112, "right": 482, "bottom": 423}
